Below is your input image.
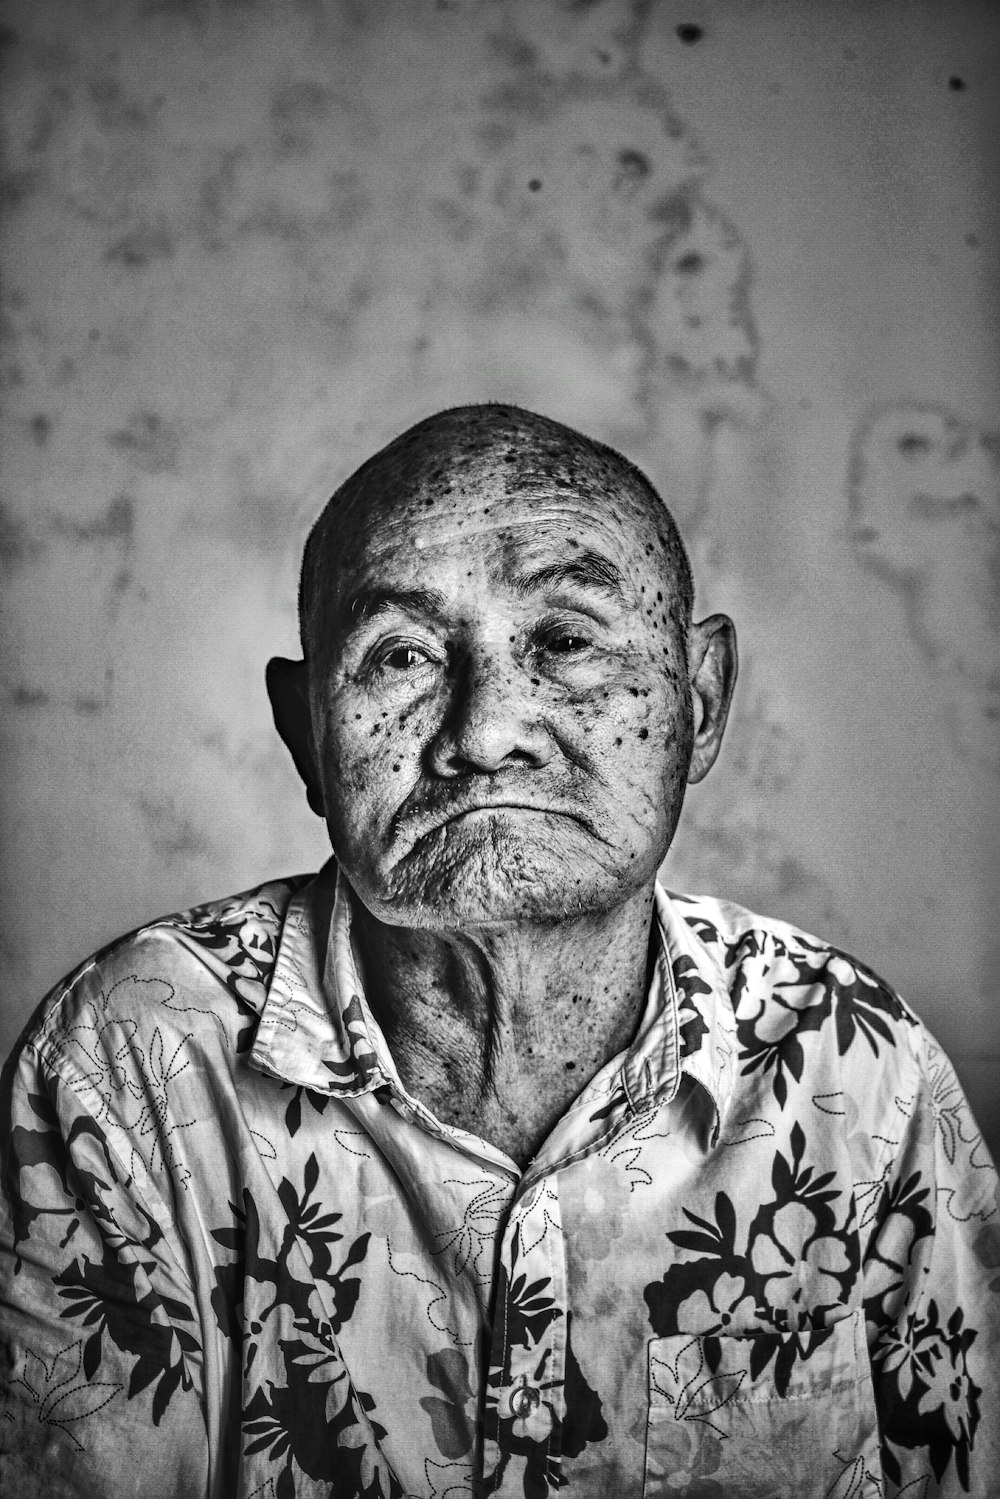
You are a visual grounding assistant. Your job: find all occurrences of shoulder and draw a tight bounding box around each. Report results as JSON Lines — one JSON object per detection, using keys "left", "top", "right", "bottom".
{"left": 667, "top": 887, "right": 930, "bottom": 1089}
{"left": 667, "top": 891, "right": 999, "bottom": 1220}
{"left": 10, "top": 874, "right": 315, "bottom": 1088}
{"left": 670, "top": 887, "right": 914, "bottom": 1003}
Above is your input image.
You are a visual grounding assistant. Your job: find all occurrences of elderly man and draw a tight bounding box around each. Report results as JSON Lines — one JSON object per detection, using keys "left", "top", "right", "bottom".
{"left": 1, "top": 405, "right": 997, "bottom": 1498}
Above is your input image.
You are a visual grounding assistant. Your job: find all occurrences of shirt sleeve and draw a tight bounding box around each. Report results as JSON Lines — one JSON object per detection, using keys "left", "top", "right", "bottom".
{"left": 864, "top": 1031, "right": 1000, "bottom": 1496}
{"left": 0, "top": 1035, "right": 210, "bottom": 1499}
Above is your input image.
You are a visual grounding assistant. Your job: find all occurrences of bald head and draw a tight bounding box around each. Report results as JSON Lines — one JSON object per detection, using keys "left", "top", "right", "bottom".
{"left": 298, "top": 404, "right": 694, "bottom": 663}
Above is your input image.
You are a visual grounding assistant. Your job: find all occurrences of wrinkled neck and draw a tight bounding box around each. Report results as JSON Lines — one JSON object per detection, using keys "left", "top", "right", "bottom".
{"left": 349, "top": 889, "right": 657, "bottom": 1164}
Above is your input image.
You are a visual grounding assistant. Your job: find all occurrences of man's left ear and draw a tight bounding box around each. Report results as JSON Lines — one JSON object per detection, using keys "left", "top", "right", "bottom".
{"left": 266, "top": 657, "right": 325, "bottom": 817}
{"left": 685, "top": 615, "right": 738, "bottom": 785}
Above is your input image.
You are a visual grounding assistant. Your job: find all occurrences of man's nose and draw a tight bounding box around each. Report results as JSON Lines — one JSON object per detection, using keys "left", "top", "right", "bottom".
{"left": 426, "top": 651, "right": 554, "bottom": 776}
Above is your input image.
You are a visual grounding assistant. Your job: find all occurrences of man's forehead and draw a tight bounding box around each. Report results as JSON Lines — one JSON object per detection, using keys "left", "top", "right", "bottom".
{"left": 339, "top": 471, "right": 666, "bottom": 584}
{"left": 343, "top": 440, "right": 666, "bottom": 548}
{"left": 299, "top": 407, "right": 694, "bottom": 655}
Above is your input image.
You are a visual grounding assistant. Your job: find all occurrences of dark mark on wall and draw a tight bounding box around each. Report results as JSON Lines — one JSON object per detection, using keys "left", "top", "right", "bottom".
{"left": 676, "top": 24, "right": 704, "bottom": 45}
{"left": 350, "top": 277, "right": 373, "bottom": 312}
{"left": 965, "top": 233, "right": 979, "bottom": 248}
{"left": 30, "top": 414, "right": 52, "bottom": 446}
{"left": 73, "top": 694, "right": 103, "bottom": 716}
{"left": 1, "top": 172, "right": 37, "bottom": 211}
{"left": 489, "top": 30, "right": 536, "bottom": 69}
{"left": 11, "top": 684, "right": 49, "bottom": 708}
{"left": 848, "top": 398, "right": 1000, "bottom": 769}
{"left": 649, "top": 189, "right": 694, "bottom": 237}
{"left": 138, "top": 793, "right": 209, "bottom": 867}
{"left": 197, "top": 148, "right": 247, "bottom": 250}
{"left": 32, "top": 39, "right": 75, "bottom": 73}
{"left": 3, "top": 362, "right": 24, "bottom": 387}
{"left": 481, "top": 74, "right": 552, "bottom": 128}
{"left": 430, "top": 197, "right": 479, "bottom": 242}
{"left": 89, "top": 77, "right": 159, "bottom": 130}
{"left": 326, "top": 170, "right": 370, "bottom": 233}
{"left": 199, "top": 720, "right": 290, "bottom": 783}
{"left": 106, "top": 217, "right": 175, "bottom": 270}
{"left": 948, "top": 76, "right": 966, "bottom": 91}
{"left": 271, "top": 81, "right": 332, "bottom": 156}
{"left": 54, "top": 494, "right": 134, "bottom": 547}
{"left": 617, "top": 148, "right": 651, "bottom": 180}
{"left": 107, "top": 410, "right": 179, "bottom": 473}
{"left": 235, "top": 164, "right": 371, "bottom": 242}
{"left": 441, "top": 24, "right": 759, "bottom": 464}
{"left": 896, "top": 432, "right": 931, "bottom": 459}
{"left": 0, "top": 500, "right": 44, "bottom": 574}
{"left": 29, "top": 85, "right": 71, "bottom": 155}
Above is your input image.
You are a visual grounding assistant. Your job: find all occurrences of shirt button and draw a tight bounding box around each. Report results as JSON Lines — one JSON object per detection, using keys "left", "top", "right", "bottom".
{"left": 501, "top": 1377, "right": 541, "bottom": 1420}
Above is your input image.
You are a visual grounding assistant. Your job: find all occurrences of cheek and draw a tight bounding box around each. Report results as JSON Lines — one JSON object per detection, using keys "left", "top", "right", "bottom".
{"left": 580, "top": 677, "right": 691, "bottom": 799}
{"left": 570, "top": 670, "right": 682, "bottom": 745}
{"left": 320, "top": 691, "right": 439, "bottom": 789}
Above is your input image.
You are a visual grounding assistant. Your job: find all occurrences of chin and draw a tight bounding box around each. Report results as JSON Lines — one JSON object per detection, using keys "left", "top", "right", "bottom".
{"left": 359, "top": 812, "right": 653, "bottom": 930}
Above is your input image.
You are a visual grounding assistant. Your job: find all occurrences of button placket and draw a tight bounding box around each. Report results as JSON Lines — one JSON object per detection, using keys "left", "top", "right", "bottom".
{"left": 484, "top": 1176, "right": 568, "bottom": 1490}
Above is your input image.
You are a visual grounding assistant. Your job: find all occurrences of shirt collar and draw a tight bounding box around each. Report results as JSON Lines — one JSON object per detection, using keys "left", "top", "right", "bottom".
{"left": 249, "top": 862, "right": 736, "bottom": 1137}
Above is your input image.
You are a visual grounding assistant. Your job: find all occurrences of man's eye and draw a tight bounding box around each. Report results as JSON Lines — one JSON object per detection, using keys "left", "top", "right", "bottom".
{"left": 380, "top": 645, "right": 431, "bottom": 671}
{"left": 542, "top": 632, "right": 592, "bottom": 655}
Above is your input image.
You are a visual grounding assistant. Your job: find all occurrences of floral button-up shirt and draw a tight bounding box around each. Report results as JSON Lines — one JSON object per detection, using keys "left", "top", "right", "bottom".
{"left": 1, "top": 863, "right": 998, "bottom": 1498}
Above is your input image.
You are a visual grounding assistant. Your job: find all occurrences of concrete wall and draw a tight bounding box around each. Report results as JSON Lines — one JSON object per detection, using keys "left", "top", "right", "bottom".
{"left": 2, "top": 0, "right": 998, "bottom": 1155}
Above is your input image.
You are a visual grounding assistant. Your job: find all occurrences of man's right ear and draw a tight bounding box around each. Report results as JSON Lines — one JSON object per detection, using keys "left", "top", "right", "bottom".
{"left": 266, "top": 657, "right": 325, "bottom": 818}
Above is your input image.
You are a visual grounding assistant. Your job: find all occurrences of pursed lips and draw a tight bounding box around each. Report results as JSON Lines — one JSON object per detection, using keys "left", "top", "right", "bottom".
{"left": 394, "top": 792, "right": 603, "bottom": 843}
{"left": 441, "top": 802, "right": 557, "bottom": 825}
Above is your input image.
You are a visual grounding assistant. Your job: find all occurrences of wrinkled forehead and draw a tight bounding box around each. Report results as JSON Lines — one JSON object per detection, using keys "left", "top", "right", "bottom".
{"left": 334, "top": 430, "right": 672, "bottom": 573}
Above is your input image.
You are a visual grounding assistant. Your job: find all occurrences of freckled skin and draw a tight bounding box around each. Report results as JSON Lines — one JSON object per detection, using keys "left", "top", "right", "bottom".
{"left": 311, "top": 476, "right": 690, "bottom": 929}
{"left": 269, "top": 408, "right": 737, "bottom": 1164}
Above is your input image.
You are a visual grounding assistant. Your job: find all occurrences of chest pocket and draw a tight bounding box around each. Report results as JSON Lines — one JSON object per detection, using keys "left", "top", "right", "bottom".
{"left": 643, "top": 1309, "right": 881, "bottom": 1498}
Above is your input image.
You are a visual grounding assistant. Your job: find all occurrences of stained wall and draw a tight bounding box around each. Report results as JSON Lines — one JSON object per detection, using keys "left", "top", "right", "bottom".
{"left": 2, "top": 0, "right": 998, "bottom": 1155}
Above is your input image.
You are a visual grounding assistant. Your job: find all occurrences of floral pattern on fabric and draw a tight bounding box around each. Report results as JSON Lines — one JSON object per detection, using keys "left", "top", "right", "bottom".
{"left": 734, "top": 934, "right": 914, "bottom": 1110}
{"left": 1, "top": 874, "right": 998, "bottom": 1496}
{"left": 644, "top": 1123, "right": 859, "bottom": 1374}
{"left": 209, "top": 1154, "right": 402, "bottom": 1499}
{"left": 644, "top": 1315, "right": 883, "bottom": 1498}
{"left": 165, "top": 879, "right": 310, "bottom": 1050}
{"left": 4, "top": 1086, "right": 202, "bottom": 1437}
{"left": 870, "top": 1299, "right": 981, "bottom": 1491}
{"left": 322, "top": 992, "right": 382, "bottom": 1094}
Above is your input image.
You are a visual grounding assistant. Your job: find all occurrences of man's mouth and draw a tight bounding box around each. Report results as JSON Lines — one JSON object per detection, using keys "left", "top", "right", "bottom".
{"left": 393, "top": 787, "right": 602, "bottom": 844}
{"left": 441, "top": 802, "right": 547, "bottom": 824}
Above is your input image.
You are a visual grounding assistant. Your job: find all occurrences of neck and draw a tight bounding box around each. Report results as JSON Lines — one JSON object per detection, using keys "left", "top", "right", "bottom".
{"left": 350, "top": 885, "right": 657, "bottom": 1167}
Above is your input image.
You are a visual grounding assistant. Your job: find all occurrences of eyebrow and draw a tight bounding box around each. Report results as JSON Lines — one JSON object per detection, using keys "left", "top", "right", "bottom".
{"left": 340, "top": 585, "right": 449, "bottom": 631}
{"left": 506, "top": 550, "right": 629, "bottom": 603}
{"left": 336, "top": 550, "right": 628, "bottom": 635}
